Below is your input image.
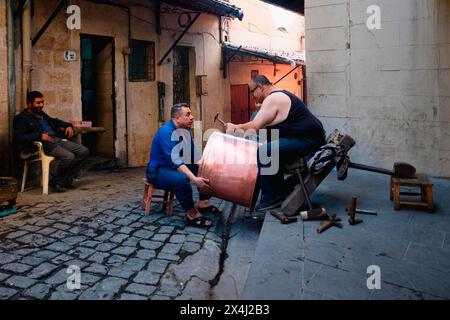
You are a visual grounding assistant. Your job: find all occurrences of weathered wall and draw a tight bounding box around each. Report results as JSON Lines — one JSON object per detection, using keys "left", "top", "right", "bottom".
{"left": 306, "top": 0, "right": 450, "bottom": 177}
{"left": 0, "top": 0, "right": 9, "bottom": 174}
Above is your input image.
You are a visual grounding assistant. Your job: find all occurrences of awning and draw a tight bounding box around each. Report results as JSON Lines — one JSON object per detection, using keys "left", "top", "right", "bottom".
{"left": 161, "top": 0, "right": 244, "bottom": 20}
{"left": 223, "top": 42, "right": 305, "bottom": 66}
{"left": 260, "top": 0, "right": 304, "bottom": 14}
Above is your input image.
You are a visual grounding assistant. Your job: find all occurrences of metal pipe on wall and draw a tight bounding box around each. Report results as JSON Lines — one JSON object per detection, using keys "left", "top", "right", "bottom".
{"left": 22, "top": 0, "right": 32, "bottom": 109}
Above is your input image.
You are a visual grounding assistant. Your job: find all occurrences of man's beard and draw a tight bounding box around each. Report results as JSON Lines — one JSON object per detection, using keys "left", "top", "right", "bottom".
{"left": 33, "top": 107, "right": 44, "bottom": 115}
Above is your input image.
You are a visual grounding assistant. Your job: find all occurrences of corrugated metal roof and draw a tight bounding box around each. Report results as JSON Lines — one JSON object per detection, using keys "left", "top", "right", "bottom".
{"left": 161, "top": 0, "right": 244, "bottom": 20}
{"left": 223, "top": 42, "right": 305, "bottom": 66}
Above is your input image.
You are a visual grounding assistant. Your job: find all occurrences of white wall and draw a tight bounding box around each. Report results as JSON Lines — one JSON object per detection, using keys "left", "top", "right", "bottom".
{"left": 306, "top": 0, "right": 450, "bottom": 177}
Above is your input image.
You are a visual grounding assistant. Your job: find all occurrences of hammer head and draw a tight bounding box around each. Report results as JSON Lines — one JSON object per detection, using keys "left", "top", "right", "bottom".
{"left": 214, "top": 112, "right": 220, "bottom": 123}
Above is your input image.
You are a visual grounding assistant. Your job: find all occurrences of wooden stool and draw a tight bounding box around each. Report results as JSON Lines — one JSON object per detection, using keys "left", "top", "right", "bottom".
{"left": 390, "top": 174, "right": 434, "bottom": 212}
{"left": 141, "top": 179, "right": 175, "bottom": 216}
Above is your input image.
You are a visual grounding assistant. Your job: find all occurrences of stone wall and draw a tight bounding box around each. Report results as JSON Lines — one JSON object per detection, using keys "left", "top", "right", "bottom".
{"left": 0, "top": 0, "right": 10, "bottom": 175}
{"left": 305, "top": 0, "right": 450, "bottom": 177}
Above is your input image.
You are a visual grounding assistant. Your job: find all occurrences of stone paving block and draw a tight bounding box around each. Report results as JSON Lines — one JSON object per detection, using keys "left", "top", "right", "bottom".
{"left": 114, "top": 218, "right": 135, "bottom": 226}
{"left": 0, "top": 287, "right": 18, "bottom": 299}
{"left": 161, "top": 243, "right": 182, "bottom": 255}
{"left": 152, "top": 233, "right": 170, "bottom": 242}
{"left": 112, "top": 246, "right": 137, "bottom": 257}
{"left": 79, "top": 277, "right": 127, "bottom": 300}
{"left": 52, "top": 254, "right": 73, "bottom": 264}
{"left": 126, "top": 283, "right": 156, "bottom": 296}
{"left": 106, "top": 254, "right": 127, "bottom": 267}
{"left": 122, "top": 236, "right": 140, "bottom": 247}
{"left": 102, "top": 223, "right": 119, "bottom": 231}
{"left": 205, "top": 232, "right": 222, "bottom": 243}
{"left": 68, "top": 226, "right": 85, "bottom": 234}
{"left": 140, "top": 214, "right": 164, "bottom": 224}
{"left": 33, "top": 219, "right": 55, "bottom": 227}
{"left": 6, "top": 230, "right": 29, "bottom": 239}
{"left": 27, "top": 263, "right": 59, "bottom": 279}
{"left": 147, "top": 259, "right": 170, "bottom": 274}
{"left": 96, "top": 242, "right": 117, "bottom": 252}
{"left": 186, "top": 234, "right": 204, "bottom": 243}
{"left": 156, "top": 284, "right": 181, "bottom": 298}
{"left": 159, "top": 226, "right": 175, "bottom": 234}
{"left": 44, "top": 268, "right": 70, "bottom": 285}
{"left": 85, "top": 264, "right": 109, "bottom": 276}
{"left": 300, "top": 288, "right": 336, "bottom": 300}
{"left": 62, "top": 236, "right": 87, "bottom": 246}
{"left": 169, "top": 235, "right": 186, "bottom": 244}
{"left": 33, "top": 250, "right": 60, "bottom": 259}
{"left": 109, "top": 234, "right": 129, "bottom": 244}
{"left": 49, "top": 291, "right": 79, "bottom": 300}
{"left": 118, "top": 226, "right": 134, "bottom": 235}
{"left": 130, "top": 222, "right": 144, "bottom": 228}
{"left": 0, "top": 272, "right": 9, "bottom": 281}
{"left": 134, "top": 271, "right": 161, "bottom": 285}
{"left": 136, "top": 249, "right": 156, "bottom": 260}
{"left": 79, "top": 273, "right": 101, "bottom": 287}
{"left": 80, "top": 240, "right": 101, "bottom": 248}
{"left": 182, "top": 242, "right": 201, "bottom": 254}
{"left": 14, "top": 248, "right": 40, "bottom": 256}
{"left": 23, "top": 283, "right": 52, "bottom": 299}
{"left": 69, "top": 247, "right": 95, "bottom": 260}
{"left": 119, "top": 293, "right": 147, "bottom": 300}
{"left": 87, "top": 252, "right": 110, "bottom": 264}
{"left": 53, "top": 223, "right": 71, "bottom": 231}
{"left": 0, "top": 252, "right": 18, "bottom": 264}
{"left": 21, "top": 225, "right": 42, "bottom": 232}
{"left": 157, "top": 253, "right": 179, "bottom": 262}
{"left": 19, "top": 256, "right": 45, "bottom": 267}
{"left": 140, "top": 240, "right": 164, "bottom": 250}
{"left": 51, "top": 230, "right": 71, "bottom": 239}
{"left": 184, "top": 226, "right": 208, "bottom": 235}
{"left": 5, "top": 276, "right": 37, "bottom": 289}
{"left": 151, "top": 294, "right": 171, "bottom": 300}
{"left": 1, "top": 263, "right": 33, "bottom": 274}
{"left": 37, "top": 227, "right": 58, "bottom": 236}
{"left": 133, "top": 230, "right": 154, "bottom": 240}
{"left": 64, "top": 260, "right": 89, "bottom": 270}
{"left": 95, "top": 231, "right": 114, "bottom": 242}
{"left": 143, "top": 225, "right": 158, "bottom": 232}
{"left": 45, "top": 242, "right": 74, "bottom": 253}
{"left": 108, "top": 267, "right": 136, "bottom": 279}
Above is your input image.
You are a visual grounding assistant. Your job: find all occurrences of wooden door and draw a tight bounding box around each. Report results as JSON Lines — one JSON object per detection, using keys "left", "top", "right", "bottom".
{"left": 231, "top": 84, "right": 250, "bottom": 124}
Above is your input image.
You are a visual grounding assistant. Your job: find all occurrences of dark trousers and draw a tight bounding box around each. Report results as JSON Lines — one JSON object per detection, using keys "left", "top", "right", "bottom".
{"left": 151, "top": 164, "right": 211, "bottom": 211}
{"left": 256, "top": 136, "right": 325, "bottom": 204}
{"left": 47, "top": 138, "right": 90, "bottom": 185}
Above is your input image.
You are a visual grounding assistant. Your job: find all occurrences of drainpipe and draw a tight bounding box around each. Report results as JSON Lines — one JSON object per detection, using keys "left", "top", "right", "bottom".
{"left": 7, "top": 0, "right": 17, "bottom": 175}
{"left": 22, "top": 0, "right": 32, "bottom": 108}
{"left": 123, "top": 6, "right": 131, "bottom": 167}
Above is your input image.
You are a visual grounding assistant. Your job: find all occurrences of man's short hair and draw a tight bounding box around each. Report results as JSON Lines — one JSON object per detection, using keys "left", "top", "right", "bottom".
{"left": 253, "top": 75, "right": 272, "bottom": 87}
{"left": 171, "top": 103, "right": 189, "bottom": 118}
{"left": 27, "top": 91, "right": 44, "bottom": 104}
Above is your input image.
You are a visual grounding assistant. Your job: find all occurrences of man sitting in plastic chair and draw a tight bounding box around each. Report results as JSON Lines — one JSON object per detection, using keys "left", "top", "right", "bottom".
{"left": 13, "top": 91, "right": 90, "bottom": 193}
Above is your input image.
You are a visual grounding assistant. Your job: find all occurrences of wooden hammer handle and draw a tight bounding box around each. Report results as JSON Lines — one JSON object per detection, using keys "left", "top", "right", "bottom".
{"left": 317, "top": 220, "right": 333, "bottom": 234}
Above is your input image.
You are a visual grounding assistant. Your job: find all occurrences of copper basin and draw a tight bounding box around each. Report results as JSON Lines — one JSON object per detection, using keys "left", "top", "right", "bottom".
{"left": 199, "top": 132, "right": 260, "bottom": 208}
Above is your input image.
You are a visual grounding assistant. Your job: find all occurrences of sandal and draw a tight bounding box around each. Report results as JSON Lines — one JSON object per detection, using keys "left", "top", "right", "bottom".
{"left": 185, "top": 215, "right": 214, "bottom": 228}
{"left": 197, "top": 205, "right": 223, "bottom": 216}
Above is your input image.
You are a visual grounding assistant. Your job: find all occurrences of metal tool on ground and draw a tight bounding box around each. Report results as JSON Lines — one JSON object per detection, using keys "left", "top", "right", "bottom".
{"left": 300, "top": 207, "right": 327, "bottom": 221}
{"left": 345, "top": 207, "right": 378, "bottom": 216}
{"left": 317, "top": 213, "right": 343, "bottom": 234}
{"left": 214, "top": 112, "right": 226, "bottom": 127}
{"left": 270, "top": 210, "right": 298, "bottom": 224}
{"left": 349, "top": 161, "right": 416, "bottom": 179}
{"left": 348, "top": 196, "right": 363, "bottom": 226}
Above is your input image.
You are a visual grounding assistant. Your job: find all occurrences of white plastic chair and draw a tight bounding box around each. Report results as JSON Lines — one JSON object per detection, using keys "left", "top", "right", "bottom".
{"left": 20, "top": 142, "right": 55, "bottom": 195}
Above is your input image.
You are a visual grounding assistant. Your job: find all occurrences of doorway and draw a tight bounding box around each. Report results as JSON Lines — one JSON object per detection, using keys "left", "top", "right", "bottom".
{"left": 173, "top": 46, "right": 190, "bottom": 104}
{"left": 80, "top": 35, "right": 115, "bottom": 158}
{"left": 230, "top": 84, "right": 256, "bottom": 124}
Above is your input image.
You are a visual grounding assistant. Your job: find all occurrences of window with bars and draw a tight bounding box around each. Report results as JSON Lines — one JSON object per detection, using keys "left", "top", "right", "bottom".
{"left": 129, "top": 40, "right": 155, "bottom": 82}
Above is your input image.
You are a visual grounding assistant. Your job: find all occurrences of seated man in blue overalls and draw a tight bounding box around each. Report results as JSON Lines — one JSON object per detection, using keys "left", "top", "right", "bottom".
{"left": 146, "top": 103, "right": 221, "bottom": 228}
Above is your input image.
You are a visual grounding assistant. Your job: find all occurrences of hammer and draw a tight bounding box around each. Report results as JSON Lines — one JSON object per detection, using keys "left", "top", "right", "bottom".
{"left": 214, "top": 112, "right": 226, "bottom": 126}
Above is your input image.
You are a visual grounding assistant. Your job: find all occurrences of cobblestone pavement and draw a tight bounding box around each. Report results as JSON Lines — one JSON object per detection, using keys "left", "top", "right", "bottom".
{"left": 0, "top": 168, "right": 226, "bottom": 300}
